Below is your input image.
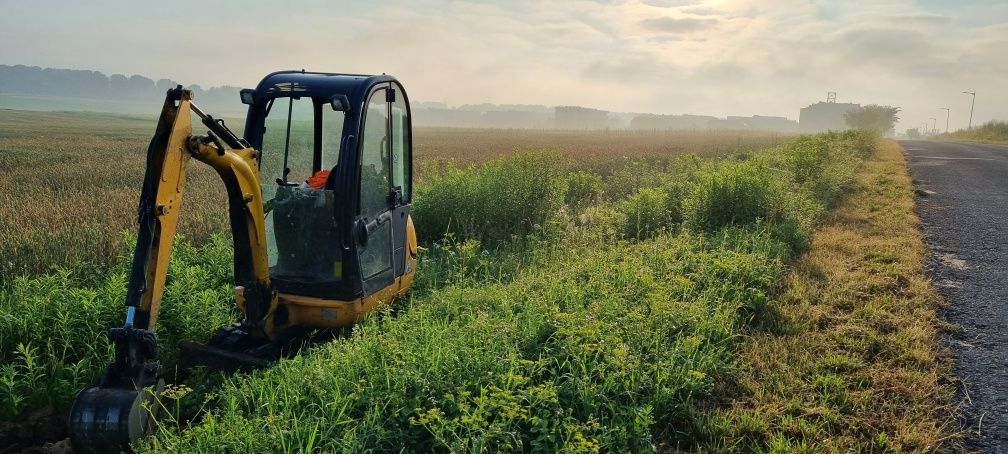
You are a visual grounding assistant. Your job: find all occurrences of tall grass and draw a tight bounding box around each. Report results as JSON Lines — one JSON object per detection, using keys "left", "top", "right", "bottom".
{"left": 139, "top": 230, "right": 785, "bottom": 452}
{"left": 0, "top": 235, "right": 235, "bottom": 419}
{"left": 136, "top": 130, "right": 874, "bottom": 452}
{"left": 0, "top": 118, "right": 876, "bottom": 450}
{"left": 413, "top": 151, "right": 568, "bottom": 245}
{"left": 690, "top": 141, "right": 954, "bottom": 451}
{"left": 939, "top": 120, "right": 1008, "bottom": 144}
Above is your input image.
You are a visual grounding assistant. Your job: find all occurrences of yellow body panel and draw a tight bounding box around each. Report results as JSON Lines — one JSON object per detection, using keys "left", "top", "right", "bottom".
{"left": 234, "top": 215, "right": 417, "bottom": 329}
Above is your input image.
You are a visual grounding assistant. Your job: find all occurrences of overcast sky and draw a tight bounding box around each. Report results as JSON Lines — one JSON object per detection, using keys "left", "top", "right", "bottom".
{"left": 1, "top": 0, "right": 1005, "bottom": 131}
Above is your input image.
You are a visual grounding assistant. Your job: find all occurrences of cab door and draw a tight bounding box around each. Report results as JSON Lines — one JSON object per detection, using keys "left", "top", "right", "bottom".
{"left": 389, "top": 84, "right": 412, "bottom": 277}
{"left": 356, "top": 85, "right": 395, "bottom": 294}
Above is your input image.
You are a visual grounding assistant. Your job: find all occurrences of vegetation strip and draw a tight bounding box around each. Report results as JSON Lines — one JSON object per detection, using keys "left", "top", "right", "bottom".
{"left": 2, "top": 129, "right": 890, "bottom": 451}
{"left": 935, "top": 120, "right": 1008, "bottom": 145}
{"left": 136, "top": 131, "right": 872, "bottom": 452}
{"left": 691, "top": 140, "right": 957, "bottom": 451}
{"left": 0, "top": 109, "right": 785, "bottom": 279}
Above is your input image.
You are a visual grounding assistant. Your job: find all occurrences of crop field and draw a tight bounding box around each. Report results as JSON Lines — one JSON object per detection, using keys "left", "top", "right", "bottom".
{"left": 0, "top": 108, "right": 948, "bottom": 451}
{"left": 0, "top": 110, "right": 786, "bottom": 279}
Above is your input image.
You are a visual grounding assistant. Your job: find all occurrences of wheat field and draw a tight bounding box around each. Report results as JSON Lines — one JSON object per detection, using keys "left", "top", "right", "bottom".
{"left": 0, "top": 109, "right": 785, "bottom": 278}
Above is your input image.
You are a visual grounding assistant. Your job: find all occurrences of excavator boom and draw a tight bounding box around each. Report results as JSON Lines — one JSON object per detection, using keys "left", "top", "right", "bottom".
{"left": 69, "top": 87, "right": 276, "bottom": 453}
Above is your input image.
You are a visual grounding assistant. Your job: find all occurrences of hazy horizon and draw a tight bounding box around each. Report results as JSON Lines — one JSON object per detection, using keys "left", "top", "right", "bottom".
{"left": 2, "top": 0, "right": 1006, "bottom": 131}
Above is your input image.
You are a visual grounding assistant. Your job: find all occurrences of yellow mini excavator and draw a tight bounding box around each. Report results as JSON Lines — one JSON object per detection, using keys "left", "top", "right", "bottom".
{"left": 68, "top": 71, "right": 418, "bottom": 452}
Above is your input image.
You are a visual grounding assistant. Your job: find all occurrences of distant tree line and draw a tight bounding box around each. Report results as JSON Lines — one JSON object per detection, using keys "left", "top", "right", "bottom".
{"left": 0, "top": 64, "right": 241, "bottom": 109}
{"left": 1, "top": 64, "right": 812, "bottom": 132}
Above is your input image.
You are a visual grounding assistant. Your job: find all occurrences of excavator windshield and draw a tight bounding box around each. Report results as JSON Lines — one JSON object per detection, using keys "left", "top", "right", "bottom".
{"left": 260, "top": 95, "right": 346, "bottom": 285}
{"left": 260, "top": 96, "right": 343, "bottom": 184}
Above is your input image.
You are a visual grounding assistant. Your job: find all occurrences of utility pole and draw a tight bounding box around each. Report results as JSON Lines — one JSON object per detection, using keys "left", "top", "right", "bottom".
{"left": 930, "top": 118, "right": 937, "bottom": 135}
{"left": 963, "top": 90, "right": 976, "bottom": 129}
{"left": 939, "top": 107, "right": 950, "bottom": 133}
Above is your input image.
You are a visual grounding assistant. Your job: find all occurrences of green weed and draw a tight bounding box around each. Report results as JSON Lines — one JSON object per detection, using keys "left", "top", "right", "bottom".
{"left": 0, "top": 122, "right": 894, "bottom": 451}
{"left": 0, "top": 235, "right": 236, "bottom": 418}
{"left": 413, "top": 151, "right": 568, "bottom": 245}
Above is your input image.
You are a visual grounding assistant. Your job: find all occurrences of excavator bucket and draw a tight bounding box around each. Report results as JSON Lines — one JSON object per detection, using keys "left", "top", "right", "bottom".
{"left": 68, "top": 382, "right": 161, "bottom": 453}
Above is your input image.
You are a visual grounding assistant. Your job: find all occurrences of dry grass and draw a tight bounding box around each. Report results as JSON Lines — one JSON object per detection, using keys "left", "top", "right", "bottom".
{"left": 413, "top": 127, "right": 787, "bottom": 164}
{"left": 937, "top": 121, "right": 1008, "bottom": 145}
{"left": 0, "top": 110, "right": 788, "bottom": 278}
{"left": 0, "top": 110, "right": 229, "bottom": 277}
{"left": 691, "top": 140, "right": 958, "bottom": 452}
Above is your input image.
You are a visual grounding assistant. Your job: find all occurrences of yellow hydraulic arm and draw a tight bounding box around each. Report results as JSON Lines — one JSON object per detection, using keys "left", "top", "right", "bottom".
{"left": 124, "top": 88, "right": 277, "bottom": 336}
{"left": 70, "top": 87, "right": 280, "bottom": 453}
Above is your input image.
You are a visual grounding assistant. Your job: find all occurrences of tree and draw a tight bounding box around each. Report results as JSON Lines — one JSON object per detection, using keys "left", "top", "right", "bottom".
{"left": 155, "top": 78, "right": 179, "bottom": 94}
{"left": 844, "top": 104, "right": 901, "bottom": 134}
{"left": 125, "top": 74, "right": 155, "bottom": 98}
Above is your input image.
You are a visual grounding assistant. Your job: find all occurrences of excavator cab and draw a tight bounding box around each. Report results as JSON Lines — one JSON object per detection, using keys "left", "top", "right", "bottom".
{"left": 241, "top": 71, "right": 417, "bottom": 331}
{"left": 68, "top": 71, "right": 417, "bottom": 453}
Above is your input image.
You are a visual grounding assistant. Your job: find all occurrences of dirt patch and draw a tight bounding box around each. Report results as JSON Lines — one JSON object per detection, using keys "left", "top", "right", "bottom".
{"left": 0, "top": 407, "right": 70, "bottom": 454}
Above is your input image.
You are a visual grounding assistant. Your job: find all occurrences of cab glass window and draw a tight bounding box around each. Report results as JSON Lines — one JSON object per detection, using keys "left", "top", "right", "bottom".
{"left": 262, "top": 97, "right": 313, "bottom": 183}
{"left": 322, "top": 108, "right": 343, "bottom": 171}
{"left": 357, "top": 88, "right": 393, "bottom": 280}
{"left": 260, "top": 96, "right": 347, "bottom": 285}
{"left": 359, "top": 90, "right": 390, "bottom": 217}
{"left": 260, "top": 97, "right": 344, "bottom": 185}
{"left": 390, "top": 89, "right": 410, "bottom": 201}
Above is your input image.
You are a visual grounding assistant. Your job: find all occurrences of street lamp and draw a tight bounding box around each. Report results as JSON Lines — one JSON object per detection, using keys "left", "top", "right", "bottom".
{"left": 963, "top": 90, "right": 975, "bottom": 129}
{"left": 939, "top": 107, "right": 950, "bottom": 133}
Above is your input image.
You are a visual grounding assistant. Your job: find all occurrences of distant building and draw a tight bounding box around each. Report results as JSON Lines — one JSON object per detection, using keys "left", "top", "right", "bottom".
{"left": 629, "top": 114, "right": 717, "bottom": 130}
{"left": 554, "top": 106, "right": 609, "bottom": 129}
{"left": 710, "top": 115, "right": 799, "bottom": 131}
{"left": 747, "top": 115, "right": 799, "bottom": 131}
{"left": 799, "top": 101, "right": 860, "bottom": 132}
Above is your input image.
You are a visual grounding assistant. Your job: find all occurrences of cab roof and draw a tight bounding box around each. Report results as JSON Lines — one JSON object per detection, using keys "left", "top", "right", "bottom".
{"left": 251, "top": 70, "right": 397, "bottom": 106}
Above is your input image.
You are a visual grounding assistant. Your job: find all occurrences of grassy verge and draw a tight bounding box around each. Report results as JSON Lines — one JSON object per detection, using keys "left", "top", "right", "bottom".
{"left": 1, "top": 130, "right": 883, "bottom": 451}
{"left": 691, "top": 140, "right": 957, "bottom": 451}
{"left": 935, "top": 120, "right": 1008, "bottom": 145}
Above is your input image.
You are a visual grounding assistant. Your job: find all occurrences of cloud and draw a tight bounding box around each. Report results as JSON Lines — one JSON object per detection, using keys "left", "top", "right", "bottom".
{"left": 884, "top": 13, "right": 953, "bottom": 25}
{"left": 582, "top": 53, "right": 679, "bottom": 82}
{"left": 638, "top": 0, "right": 703, "bottom": 7}
{"left": 837, "top": 27, "right": 938, "bottom": 62}
{"left": 0, "top": 0, "right": 1005, "bottom": 129}
{"left": 639, "top": 16, "right": 719, "bottom": 33}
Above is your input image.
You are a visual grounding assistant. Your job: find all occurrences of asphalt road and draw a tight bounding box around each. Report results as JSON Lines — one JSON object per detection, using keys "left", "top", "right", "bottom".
{"left": 901, "top": 140, "right": 1008, "bottom": 452}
